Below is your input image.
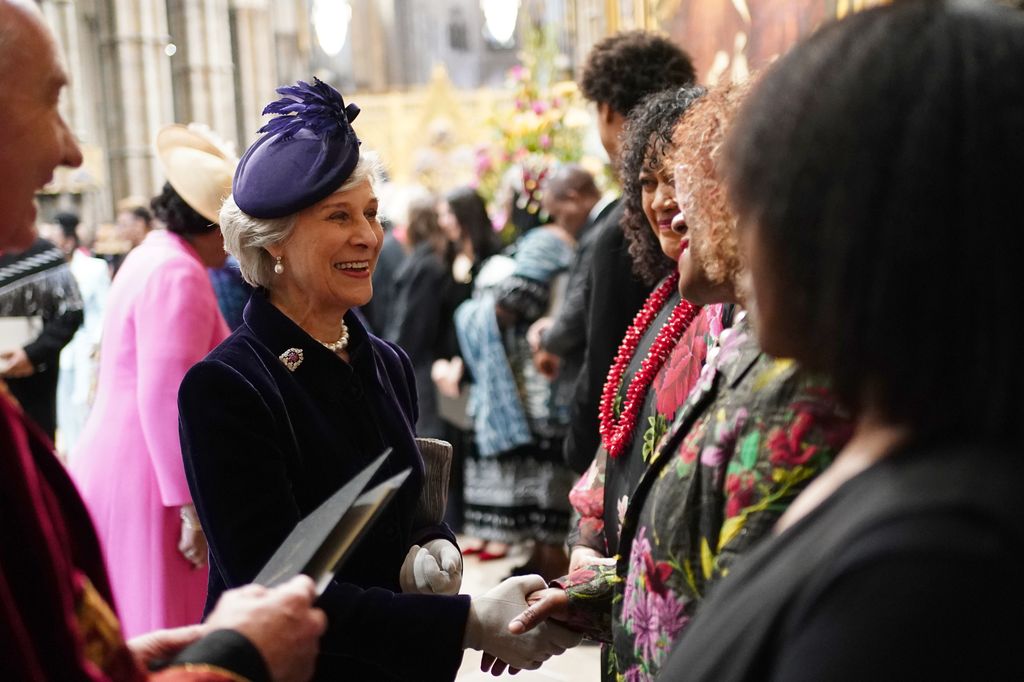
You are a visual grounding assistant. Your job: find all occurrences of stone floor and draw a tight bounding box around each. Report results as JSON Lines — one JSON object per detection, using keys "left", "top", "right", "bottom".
{"left": 455, "top": 542, "right": 600, "bottom": 681}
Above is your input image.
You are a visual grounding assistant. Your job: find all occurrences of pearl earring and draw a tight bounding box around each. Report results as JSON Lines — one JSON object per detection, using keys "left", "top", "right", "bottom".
{"left": 274, "top": 256, "right": 284, "bottom": 275}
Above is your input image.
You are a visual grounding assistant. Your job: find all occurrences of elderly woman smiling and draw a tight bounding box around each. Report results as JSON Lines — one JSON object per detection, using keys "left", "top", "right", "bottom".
{"left": 178, "top": 80, "right": 582, "bottom": 682}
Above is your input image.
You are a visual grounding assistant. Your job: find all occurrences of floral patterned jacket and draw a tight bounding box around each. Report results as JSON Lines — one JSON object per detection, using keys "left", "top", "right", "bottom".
{"left": 556, "top": 314, "right": 852, "bottom": 682}
{"left": 568, "top": 297, "right": 723, "bottom": 558}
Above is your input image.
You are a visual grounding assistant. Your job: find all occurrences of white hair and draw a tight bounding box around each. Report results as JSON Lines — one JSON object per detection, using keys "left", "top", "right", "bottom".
{"left": 220, "top": 151, "right": 383, "bottom": 289}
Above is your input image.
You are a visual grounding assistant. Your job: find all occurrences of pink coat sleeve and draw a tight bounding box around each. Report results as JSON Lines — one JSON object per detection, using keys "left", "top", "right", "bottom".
{"left": 135, "top": 259, "right": 227, "bottom": 507}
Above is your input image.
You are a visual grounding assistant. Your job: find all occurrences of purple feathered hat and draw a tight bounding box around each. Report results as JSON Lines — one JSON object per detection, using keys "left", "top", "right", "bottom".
{"left": 232, "top": 78, "right": 361, "bottom": 219}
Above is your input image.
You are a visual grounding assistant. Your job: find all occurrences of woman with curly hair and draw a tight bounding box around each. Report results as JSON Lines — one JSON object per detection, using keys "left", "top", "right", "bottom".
{"left": 664, "top": 3, "right": 1024, "bottom": 678}
{"left": 565, "top": 85, "right": 723, "bottom": 580}
{"left": 511, "top": 81, "right": 853, "bottom": 682}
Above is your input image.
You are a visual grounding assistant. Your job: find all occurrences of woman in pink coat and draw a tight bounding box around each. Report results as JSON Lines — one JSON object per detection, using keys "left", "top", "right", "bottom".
{"left": 70, "top": 125, "right": 233, "bottom": 637}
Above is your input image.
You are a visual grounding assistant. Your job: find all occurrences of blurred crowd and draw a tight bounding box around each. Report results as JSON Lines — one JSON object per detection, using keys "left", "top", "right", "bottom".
{"left": 3, "top": 0, "right": 1024, "bottom": 681}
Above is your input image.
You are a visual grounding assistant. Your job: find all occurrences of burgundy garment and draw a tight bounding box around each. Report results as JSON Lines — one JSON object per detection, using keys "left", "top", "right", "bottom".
{"left": 0, "top": 392, "right": 131, "bottom": 681}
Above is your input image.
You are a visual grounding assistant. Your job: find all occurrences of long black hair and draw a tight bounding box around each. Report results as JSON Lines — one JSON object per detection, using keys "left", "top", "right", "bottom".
{"left": 445, "top": 186, "right": 500, "bottom": 263}
{"left": 725, "top": 0, "right": 1024, "bottom": 446}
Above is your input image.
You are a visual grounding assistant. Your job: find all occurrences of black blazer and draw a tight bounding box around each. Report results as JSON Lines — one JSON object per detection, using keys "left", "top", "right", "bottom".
{"left": 563, "top": 202, "right": 653, "bottom": 473}
{"left": 386, "top": 241, "right": 450, "bottom": 438}
{"left": 179, "top": 291, "right": 469, "bottom": 681}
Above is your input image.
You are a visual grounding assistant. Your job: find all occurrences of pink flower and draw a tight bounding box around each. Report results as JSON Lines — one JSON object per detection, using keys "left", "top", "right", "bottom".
{"left": 568, "top": 568, "right": 597, "bottom": 584}
{"left": 532, "top": 101, "right": 548, "bottom": 115}
{"left": 539, "top": 134, "right": 552, "bottom": 149}
{"left": 630, "top": 589, "right": 688, "bottom": 665}
{"left": 654, "top": 306, "right": 715, "bottom": 415}
{"left": 577, "top": 517, "right": 604, "bottom": 541}
{"left": 624, "top": 667, "right": 648, "bottom": 682}
{"left": 700, "top": 407, "right": 748, "bottom": 467}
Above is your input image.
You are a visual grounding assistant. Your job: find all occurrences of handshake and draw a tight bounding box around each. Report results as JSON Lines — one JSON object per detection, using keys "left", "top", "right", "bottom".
{"left": 463, "top": 575, "right": 579, "bottom": 675}
{"left": 131, "top": 543, "right": 578, "bottom": 682}
{"left": 399, "top": 538, "right": 581, "bottom": 675}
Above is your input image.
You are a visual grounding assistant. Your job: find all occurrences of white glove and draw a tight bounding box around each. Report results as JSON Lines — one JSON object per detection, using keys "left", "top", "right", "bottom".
{"left": 462, "top": 575, "right": 583, "bottom": 671}
{"left": 399, "top": 539, "right": 463, "bottom": 595}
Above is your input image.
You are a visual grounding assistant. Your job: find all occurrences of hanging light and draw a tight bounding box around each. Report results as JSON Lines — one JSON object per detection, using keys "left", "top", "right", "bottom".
{"left": 313, "top": 0, "right": 353, "bottom": 56}
{"left": 480, "top": 0, "right": 520, "bottom": 45}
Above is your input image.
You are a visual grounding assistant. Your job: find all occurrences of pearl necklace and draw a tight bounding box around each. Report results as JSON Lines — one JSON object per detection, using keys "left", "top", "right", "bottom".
{"left": 318, "top": 322, "right": 349, "bottom": 353}
{"left": 599, "top": 272, "right": 700, "bottom": 459}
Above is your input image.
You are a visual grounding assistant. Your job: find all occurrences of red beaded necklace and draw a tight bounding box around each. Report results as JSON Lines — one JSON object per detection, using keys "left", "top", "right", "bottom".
{"left": 599, "top": 272, "right": 700, "bottom": 459}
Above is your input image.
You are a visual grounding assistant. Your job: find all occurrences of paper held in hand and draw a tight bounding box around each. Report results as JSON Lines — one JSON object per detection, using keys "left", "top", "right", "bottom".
{"left": 254, "top": 447, "right": 411, "bottom": 595}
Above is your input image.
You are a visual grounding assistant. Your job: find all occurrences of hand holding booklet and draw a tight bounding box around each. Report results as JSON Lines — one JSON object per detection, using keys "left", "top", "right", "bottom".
{"left": 254, "top": 448, "right": 411, "bottom": 595}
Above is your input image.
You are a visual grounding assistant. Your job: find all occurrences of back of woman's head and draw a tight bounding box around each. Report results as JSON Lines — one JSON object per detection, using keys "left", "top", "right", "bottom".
{"left": 725, "top": 0, "right": 1024, "bottom": 445}
{"left": 446, "top": 186, "right": 499, "bottom": 261}
{"left": 151, "top": 182, "right": 215, "bottom": 236}
{"left": 620, "top": 85, "right": 706, "bottom": 286}
{"left": 406, "top": 196, "right": 444, "bottom": 254}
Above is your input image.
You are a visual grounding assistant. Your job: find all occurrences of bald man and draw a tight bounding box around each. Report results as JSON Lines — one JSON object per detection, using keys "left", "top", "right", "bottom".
{"left": 0, "top": 2, "right": 324, "bottom": 680}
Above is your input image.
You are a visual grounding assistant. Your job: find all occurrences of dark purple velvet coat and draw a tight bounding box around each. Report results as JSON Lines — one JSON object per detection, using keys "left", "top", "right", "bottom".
{"left": 179, "top": 291, "right": 469, "bottom": 681}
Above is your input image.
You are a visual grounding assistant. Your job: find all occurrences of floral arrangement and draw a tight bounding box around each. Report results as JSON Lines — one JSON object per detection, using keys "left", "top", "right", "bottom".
{"left": 473, "top": 28, "right": 592, "bottom": 232}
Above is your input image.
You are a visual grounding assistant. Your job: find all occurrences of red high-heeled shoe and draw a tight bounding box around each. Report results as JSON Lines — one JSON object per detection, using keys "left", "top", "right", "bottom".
{"left": 477, "top": 543, "right": 509, "bottom": 561}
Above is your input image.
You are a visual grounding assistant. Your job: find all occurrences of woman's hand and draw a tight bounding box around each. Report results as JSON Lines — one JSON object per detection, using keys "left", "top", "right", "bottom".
{"left": 178, "top": 504, "right": 207, "bottom": 569}
{"left": 128, "top": 624, "right": 208, "bottom": 669}
{"left": 464, "top": 576, "right": 582, "bottom": 672}
{"left": 568, "top": 546, "right": 604, "bottom": 573}
{"left": 0, "top": 348, "right": 34, "bottom": 377}
{"left": 508, "top": 587, "right": 570, "bottom": 635}
{"left": 431, "top": 357, "right": 464, "bottom": 399}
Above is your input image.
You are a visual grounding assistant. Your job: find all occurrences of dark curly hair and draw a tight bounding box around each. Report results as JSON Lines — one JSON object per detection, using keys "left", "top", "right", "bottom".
{"left": 725, "top": 0, "right": 1024, "bottom": 445}
{"left": 150, "top": 182, "right": 215, "bottom": 235}
{"left": 580, "top": 31, "right": 696, "bottom": 117}
{"left": 619, "top": 85, "right": 705, "bottom": 285}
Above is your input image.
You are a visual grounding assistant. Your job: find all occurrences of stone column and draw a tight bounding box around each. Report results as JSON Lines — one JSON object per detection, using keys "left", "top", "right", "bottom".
{"left": 349, "top": 0, "right": 391, "bottom": 92}
{"left": 272, "top": 0, "right": 312, "bottom": 88}
{"left": 39, "top": 0, "right": 111, "bottom": 224}
{"left": 165, "top": 0, "right": 237, "bottom": 145}
{"left": 96, "top": 0, "right": 176, "bottom": 204}
{"left": 229, "top": 0, "right": 279, "bottom": 147}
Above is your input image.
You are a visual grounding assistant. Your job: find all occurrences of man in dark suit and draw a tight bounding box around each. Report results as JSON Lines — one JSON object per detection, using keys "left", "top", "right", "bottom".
{"left": 561, "top": 31, "right": 698, "bottom": 473}
{"left": 529, "top": 164, "right": 614, "bottom": 426}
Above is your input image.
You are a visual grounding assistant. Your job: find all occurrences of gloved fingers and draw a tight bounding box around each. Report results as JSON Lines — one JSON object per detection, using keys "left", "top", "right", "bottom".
{"left": 399, "top": 544, "right": 421, "bottom": 592}
{"left": 438, "top": 544, "right": 464, "bottom": 574}
{"left": 419, "top": 553, "right": 451, "bottom": 594}
{"left": 541, "top": 641, "right": 567, "bottom": 657}
{"left": 429, "top": 571, "right": 461, "bottom": 596}
{"left": 489, "top": 659, "right": 508, "bottom": 677}
{"left": 503, "top": 574, "right": 547, "bottom": 596}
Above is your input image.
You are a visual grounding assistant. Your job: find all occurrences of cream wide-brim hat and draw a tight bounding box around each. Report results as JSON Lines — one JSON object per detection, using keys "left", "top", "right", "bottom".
{"left": 155, "top": 124, "right": 237, "bottom": 224}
